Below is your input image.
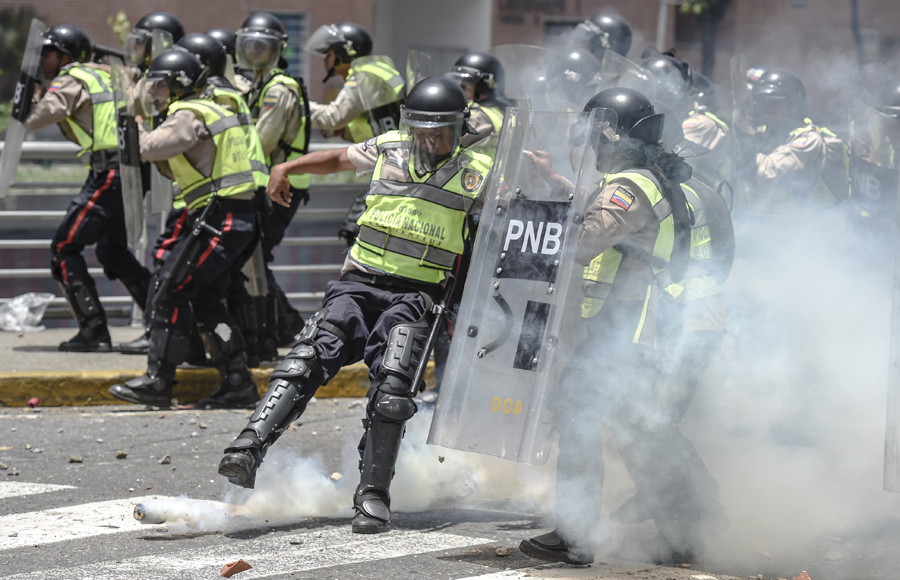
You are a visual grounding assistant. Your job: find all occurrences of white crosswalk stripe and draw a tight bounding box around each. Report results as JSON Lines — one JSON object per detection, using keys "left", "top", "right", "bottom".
{"left": 6, "top": 526, "right": 491, "bottom": 580}
{"left": 0, "top": 481, "right": 75, "bottom": 500}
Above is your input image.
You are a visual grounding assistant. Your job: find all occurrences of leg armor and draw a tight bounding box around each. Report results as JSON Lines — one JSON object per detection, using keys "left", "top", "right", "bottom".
{"left": 55, "top": 274, "right": 111, "bottom": 352}
{"left": 353, "top": 315, "right": 430, "bottom": 532}
{"left": 120, "top": 270, "right": 151, "bottom": 314}
{"left": 108, "top": 324, "right": 189, "bottom": 407}
{"left": 228, "top": 294, "right": 261, "bottom": 365}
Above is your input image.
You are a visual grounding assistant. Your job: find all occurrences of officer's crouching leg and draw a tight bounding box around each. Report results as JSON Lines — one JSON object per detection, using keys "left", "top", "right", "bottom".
{"left": 218, "top": 337, "right": 324, "bottom": 489}
{"left": 352, "top": 316, "right": 429, "bottom": 534}
{"left": 108, "top": 323, "right": 189, "bottom": 407}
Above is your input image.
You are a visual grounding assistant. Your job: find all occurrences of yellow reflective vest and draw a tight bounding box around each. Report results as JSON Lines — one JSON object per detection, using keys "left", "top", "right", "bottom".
{"left": 59, "top": 64, "right": 117, "bottom": 156}
{"left": 210, "top": 85, "right": 269, "bottom": 189}
{"left": 345, "top": 59, "right": 405, "bottom": 143}
{"left": 350, "top": 131, "right": 493, "bottom": 284}
{"left": 165, "top": 99, "right": 256, "bottom": 210}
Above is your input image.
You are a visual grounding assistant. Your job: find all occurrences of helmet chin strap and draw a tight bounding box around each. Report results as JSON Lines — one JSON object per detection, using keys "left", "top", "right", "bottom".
{"left": 323, "top": 63, "right": 337, "bottom": 83}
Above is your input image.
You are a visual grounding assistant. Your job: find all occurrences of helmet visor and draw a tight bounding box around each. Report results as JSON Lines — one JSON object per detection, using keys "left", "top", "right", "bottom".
{"left": 401, "top": 107, "right": 465, "bottom": 174}
{"left": 236, "top": 31, "right": 281, "bottom": 71}
{"left": 125, "top": 29, "right": 151, "bottom": 67}
{"left": 304, "top": 24, "right": 343, "bottom": 56}
{"left": 568, "top": 21, "right": 608, "bottom": 52}
{"left": 138, "top": 77, "right": 171, "bottom": 116}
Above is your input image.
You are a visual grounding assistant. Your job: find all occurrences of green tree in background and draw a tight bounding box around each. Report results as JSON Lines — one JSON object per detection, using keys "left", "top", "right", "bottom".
{"left": 107, "top": 10, "right": 130, "bottom": 46}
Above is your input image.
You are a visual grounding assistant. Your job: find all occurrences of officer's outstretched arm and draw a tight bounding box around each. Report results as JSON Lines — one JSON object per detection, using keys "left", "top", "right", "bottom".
{"left": 267, "top": 147, "right": 355, "bottom": 208}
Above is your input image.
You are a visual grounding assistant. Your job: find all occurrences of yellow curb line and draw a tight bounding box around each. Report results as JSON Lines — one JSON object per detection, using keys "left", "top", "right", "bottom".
{"left": 0, "top": 362, "right": 435, "bottom": 407}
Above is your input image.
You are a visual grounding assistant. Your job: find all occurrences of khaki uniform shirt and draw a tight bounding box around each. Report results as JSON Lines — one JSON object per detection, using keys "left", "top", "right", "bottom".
{"left": 461, "top": 107, "right": 495, "bottom": 149}
{"left": 756, "top": 128, "right": 829, "bottom": 183}
{"left": 309, "top": 76, "right": 365, "bottom": 131}
{"left": 682, "top": 111, "right": 727, "bottom": 152}
{"left": 23, "top": 65, "right": 98, "bottom": 144}
{"left": 578, "top": 180, "right": 660, "bottom": 302}
{"left": 252, "top": 73, "right": 302, "bottom": 163}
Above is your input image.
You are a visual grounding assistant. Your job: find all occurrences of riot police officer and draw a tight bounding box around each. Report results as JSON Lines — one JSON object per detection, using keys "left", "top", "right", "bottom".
{"left": 124, "top": 12, "right": 184, "bottom": 71}
{"left": 176, "top": 32, "right": 277, "bottom": 368}
{"left": 24, "top": 24, "right": 151, "bottom": 352}
{"left": 738, "top": 68, "right": 848, "bottom": 210}
{"left": 108, "top": 51, "right": 260, "bottom": 409}
{"left": 205, "top": 27, "right": 252, "bottom": 94}
{"left": 567, "top": 13, "right": 633, "bottom": 62}
{"left": 305, "top": 22, "right": 405, "bottom": 246}
{"left": 236, "top": 12, "right": 310, "bottom": 347}
{"left": 446, "top": 52, "right": 511, "bottom": 149}
{"left": 519, "top": 88, "right": 703, "bottom": 566}
{"left": 304, "top": 22, "right": 404, "bottom": 142}
{"left": 640, "top": 51, "right": 694, "bottom": 119}
{"left": 216, "top": 78, "right": 493, "bottom": 534}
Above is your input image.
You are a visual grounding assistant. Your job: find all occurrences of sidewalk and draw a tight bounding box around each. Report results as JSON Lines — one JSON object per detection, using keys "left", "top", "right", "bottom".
{"left": 0, "top": 327, "right": 423, "bottom": 407}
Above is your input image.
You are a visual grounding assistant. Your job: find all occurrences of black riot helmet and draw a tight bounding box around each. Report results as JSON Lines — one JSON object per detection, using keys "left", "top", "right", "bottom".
{"left": 126, "top": 12, "right": 184, "bottom": 69}
{"left": 545, "top": 49, "right": 603, "bottom": 112}
{"left": 176, "top": 33, "right": 227, "bottom": 79}
{"left": 446, "top": 53, "right": 506, "bottom": 103}
{"left": 640, "top": 53, "right": 693, "bottom": 115}
{"left": 42, "top": 25, "right": 91, "bottom": 64}
{"left": 134, "top": 12, "right": 185, "bottom": 42}
{"left": 305, "top": 22, "right": 372, "bottom": 64}
{"left": 236, "top": 13, "right": 287, "bottom": 73}
{"left": 570, "top": 13, "right": 632, "bottom": 61}
{"left": 585, "top": 87, "right": 664, "bottom": 146}
{"left": 691, "top": 71, "right": 716, "bottom": 110}
{"left": 205, "top": 28, "right": 237, "bottom": 58}
{"left": 401, "top": 77, "right": 471, "bottom": 174}
{"left": 752, "top": 67, "right": 808, "bottom": 124}
{"left": 141, "top": 50, "right": 209, "bottom": 115}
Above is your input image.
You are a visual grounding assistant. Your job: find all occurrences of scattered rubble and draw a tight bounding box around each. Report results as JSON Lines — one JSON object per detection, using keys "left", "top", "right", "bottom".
{"left": 24, "top": 444, "right": 31, "bottom": 450}
{"left": 330, "top": 472, "right": 342, "bottom": 481}
{"left": 438, "top": 455, "right": 445, "bottom": 463}
{"left": 158, "top": 454, "right": 171, "bottom": 465}
{"left": 116, "top": 450, "right": 127, "bottom": 459}
{"left": 220, "top": 559, "right": 252, "bottom": 577}
{"left": 27, "top": 397, "right": 39, "bottom": 408}
{"left": 0, "top": 462, "right": 7, "bottom": 469}
{"left": 69, "top": 455, "right": 83, "bottom": 463}
{"left": 793, "top": 573, "right": 812, "bottom": 580}
{"left": 495, "top": 547, "right": 509, "bottom": 557}
{"left": 199, "top": 422, "right": 208, "bottom": 429}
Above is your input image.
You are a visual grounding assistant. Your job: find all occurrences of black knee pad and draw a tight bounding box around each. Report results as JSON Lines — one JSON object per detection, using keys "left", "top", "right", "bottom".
{"left": 270, "top": 344, "right": 323, "bottom": 383}
{"left": 378, "top": 315, "right": 432, "bottom": 393}
{"left": 370, "top": 389, "right": 417, "bottom": 423}
{"left": 149, "top": 325, "right": 190, "bottom": 366}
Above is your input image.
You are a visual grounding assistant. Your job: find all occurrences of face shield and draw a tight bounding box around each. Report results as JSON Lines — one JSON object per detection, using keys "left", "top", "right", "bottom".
{"left": 304, "top": 24, "right": 344, "bottom": 56}
{"left": 400, "top": 107, "right": 467, "bottom": 175}
{"left": 236, "top": 30, "right": 282, "bottom": 71}
{"left": 568, "top": 110, "right": 620, "bottom": 173}
{"left": 125, "top": 29, "right": 152, "bottom": 67}
{"left": 568, "top": 20, "right": 609, "bottom": 53}
{"left": 138, "top": 76, "right": 171, "bottom": 116}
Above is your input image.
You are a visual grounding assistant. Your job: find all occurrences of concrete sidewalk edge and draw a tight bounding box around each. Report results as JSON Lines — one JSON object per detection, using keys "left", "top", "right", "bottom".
{"left": 0, "top": 362, "right": 435, "bottom": 407}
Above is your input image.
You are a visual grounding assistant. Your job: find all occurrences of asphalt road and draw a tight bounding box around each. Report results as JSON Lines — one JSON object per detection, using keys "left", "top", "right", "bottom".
{"left": 1, "top": 400, "right": 899, "bottom": 580}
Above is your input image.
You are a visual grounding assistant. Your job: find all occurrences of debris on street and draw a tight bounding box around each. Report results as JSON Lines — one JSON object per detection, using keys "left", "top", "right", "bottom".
{"left": 115, "top": 450, "right": 127, "bottom": 459}
{"left": 220, "top": 558, "right": 252, "bottom": 577}
{"left": 159, "top": 454, "right": 171, "bottom": 465}
{"left": 69, "top": 455, "right": 83, "bottom": 463}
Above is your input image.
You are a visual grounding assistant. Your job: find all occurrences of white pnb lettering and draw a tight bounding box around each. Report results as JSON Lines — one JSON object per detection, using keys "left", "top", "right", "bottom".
{"left": 503, "top": 220, "right": 563, "bottom": 255}
{"left": 541, "top": 223, "right": 562, "bottom": 255}
{"left": 522, "top": 221, "right": 543, "bottom": 253}
{"left": 503, "top": 220, "right": 524, "bottom": 251}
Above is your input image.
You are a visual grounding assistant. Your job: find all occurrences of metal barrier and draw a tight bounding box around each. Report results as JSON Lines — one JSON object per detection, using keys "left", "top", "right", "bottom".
{"left": 0, "top": 141, "right": 355, "bottom": 315}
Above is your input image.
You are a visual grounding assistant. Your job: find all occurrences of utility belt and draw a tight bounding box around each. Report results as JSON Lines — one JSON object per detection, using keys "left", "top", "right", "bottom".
{"left": 340, "top": 270, "right": 442, "bottom": 298}
{"left": 90, "top": 150, "right": 119, "bottom": 173}
{"left": 214, "top": 198, "right": 257, "bottom": 214}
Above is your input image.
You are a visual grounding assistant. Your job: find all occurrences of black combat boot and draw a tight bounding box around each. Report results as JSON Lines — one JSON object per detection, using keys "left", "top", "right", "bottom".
{"left": 519, "top": 530, "right": 594, "bottom": 566}
{"left": 59, "top": 278, "right": 112, "bottom": 352}
{"left": 108, "top": 326, "right": 188, "bottom": 407}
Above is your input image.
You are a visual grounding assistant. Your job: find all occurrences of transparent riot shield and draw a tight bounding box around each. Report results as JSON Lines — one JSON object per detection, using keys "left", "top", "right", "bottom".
{"left": 148, "top": 29, "right": 176, "bottom": 216}
{"left": 489, "top": 45, "right": 556, "bottom": 105}
{"left": 602, "top": 50, "right": 658, "bottom": 95}
{"left": 0, "top": 19, "right": 47, "bottom": 197}
{"left": 110, "top": 57, "right": 146, "bottom": 251}
{"left": 849, "top": 100, "right": 900, "bottom": 224}
{"left": 428, "top": 107, "right": 615, "bottom": 464}
{"left": 241, "top": 243, "right": 269, "bottom": 297}
{"left": 730, "top": 54, "right": 751, "bottom": 126}
{"left": 406, "top": 49, "right": 431, "bottom": 92}
{"left": 353, "top": 55, "right": 404, "bottom": 136}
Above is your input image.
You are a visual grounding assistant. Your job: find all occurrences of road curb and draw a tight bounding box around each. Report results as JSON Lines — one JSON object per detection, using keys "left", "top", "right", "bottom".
{"left": 0, "top": 362, "right": 435, "bottom": 407}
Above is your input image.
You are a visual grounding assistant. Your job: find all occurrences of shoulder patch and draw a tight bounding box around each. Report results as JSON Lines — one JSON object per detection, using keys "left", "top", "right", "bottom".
{"left": 48, "top": 81, "right": 63, "bottom": 92}
{"left": 790, "top": 135, "right": 810, "bottom": 149}
{"left": 461, "top": 168, "right": 483, "bottom": 193}
{"left": 262, "top": 93, "right": 279, "bottom": 109}
{"left": 682, "top": 118, "right": 699, "bottom": 129}
{"left": 610, "top": 187, "right": 635, "bottom": 211}
{"left": 362, "top": 137, "right": 377, "bottom": 151}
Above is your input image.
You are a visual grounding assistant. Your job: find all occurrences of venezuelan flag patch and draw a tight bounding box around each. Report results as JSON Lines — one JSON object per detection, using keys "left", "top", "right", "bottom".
{"left": 610, "top": 187, "right": 635, "bottom": 210}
